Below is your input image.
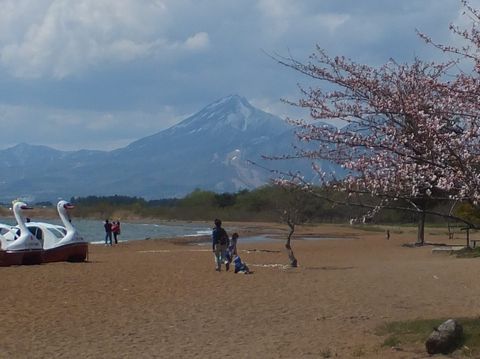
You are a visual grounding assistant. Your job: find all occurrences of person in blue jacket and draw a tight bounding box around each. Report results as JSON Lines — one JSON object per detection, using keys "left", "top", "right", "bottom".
{"left": 212, "top": 218, "right": 229, "bottom": 271}
{"left": 104, "top": 219, "right": 113, "bottom": 246}
{"left": 233, "top": 255, "right": 250, "bottom": 274}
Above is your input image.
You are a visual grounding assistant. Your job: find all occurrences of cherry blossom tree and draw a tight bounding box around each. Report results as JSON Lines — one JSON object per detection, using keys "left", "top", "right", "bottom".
{"left": 274, "top": 184, "right": 313, "bottom": 267}
{"left": 275, "top": 2, "right": 480, "bottom": 244}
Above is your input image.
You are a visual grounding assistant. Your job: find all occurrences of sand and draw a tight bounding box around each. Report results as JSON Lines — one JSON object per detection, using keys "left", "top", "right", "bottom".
{"left": 0, "top": 223, "right": 478, "bottom": 358}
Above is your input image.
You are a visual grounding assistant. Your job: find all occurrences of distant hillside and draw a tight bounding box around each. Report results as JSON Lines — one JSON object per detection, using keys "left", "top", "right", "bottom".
{"left": 0, "top": 95, "right": 341, "bottom": 201}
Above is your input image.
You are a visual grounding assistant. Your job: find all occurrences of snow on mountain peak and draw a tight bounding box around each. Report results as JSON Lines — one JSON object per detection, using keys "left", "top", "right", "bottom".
{"left": 173, "top": 94, "right": 284, "bottom": 134}
{"left": 206, "top": 94, "right": 252, "bottom": 110}
{"left": 202, "top": 94, "right": 253, "bottom": 125}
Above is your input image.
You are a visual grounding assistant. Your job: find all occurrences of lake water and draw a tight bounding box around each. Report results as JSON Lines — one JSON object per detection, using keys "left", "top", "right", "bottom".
{"left": 0, "top": 217, "right": 355, "bottom": 244}
{"left": 0, "top": 217, "right": 213, "bottom": 243}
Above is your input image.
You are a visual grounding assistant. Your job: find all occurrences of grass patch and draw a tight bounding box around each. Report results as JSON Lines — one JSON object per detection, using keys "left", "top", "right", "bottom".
{"left": 455, "top": 247, "right": 480, "bottom": 258}
{"left": 352, "top": 345, "right": 366, "bottom": 357}
{"left": 376, "top": 317, "right": 480, "bottom": 355}
{"left": 382, "top": 335, "right": 401, "bottom": 348}
{"left": 320, "top": 348, "right": 332, "bottom": 358}
{"left": 377, "top": 318, "right": 444, "bottom": 347}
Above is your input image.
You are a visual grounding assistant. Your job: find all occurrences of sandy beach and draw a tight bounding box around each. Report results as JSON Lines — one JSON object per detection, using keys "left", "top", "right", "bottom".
{"left": 0, "top": 223, "right": 478, "bottom": 358}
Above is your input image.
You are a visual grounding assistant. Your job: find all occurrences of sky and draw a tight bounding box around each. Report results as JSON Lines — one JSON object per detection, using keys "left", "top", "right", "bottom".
{"left": 0, "top": 0, "right": 476, "bottom": 151}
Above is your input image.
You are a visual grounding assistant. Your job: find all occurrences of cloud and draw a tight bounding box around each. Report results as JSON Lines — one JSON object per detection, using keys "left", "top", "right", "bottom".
{"left": 184, "top": 32, "right": 210, "bottom": 50}
{"left": 0, "top": 0, "right": 208, "bottom": 79}
{"left": 314, "top": 13, "right": 350, "bottom": 33}
{"left": 256, "top": 0, "right": 298, "bottom": 25}
{"left": 0, "top": 0, "right": 474, "bottom": 151}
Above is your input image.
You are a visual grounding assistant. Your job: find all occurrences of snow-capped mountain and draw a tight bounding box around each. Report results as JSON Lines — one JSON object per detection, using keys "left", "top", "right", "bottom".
{"left": 0, "top": 95, "right": 339, "bottom": 201}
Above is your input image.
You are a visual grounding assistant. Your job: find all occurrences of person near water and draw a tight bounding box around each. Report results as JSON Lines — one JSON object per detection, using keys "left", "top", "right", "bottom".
{"left": 104, "top": 219, "right": 113, "bottom": 246}
{"left": 112, "top": 221, "right": 121, "bottom": 244}
{"left": 212, "top": 219, "right": 229, "bottom": 271}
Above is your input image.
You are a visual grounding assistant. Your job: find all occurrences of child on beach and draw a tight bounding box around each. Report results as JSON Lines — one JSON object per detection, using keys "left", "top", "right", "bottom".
{"left": 224, "top": 232, "right": 239, "bottom": 271}
{"left": 233, "top": 255, "right": 250, "bottom": 274}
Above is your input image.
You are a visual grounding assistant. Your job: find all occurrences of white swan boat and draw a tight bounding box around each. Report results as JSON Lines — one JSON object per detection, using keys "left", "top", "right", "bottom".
{"left": 0, "top": 201, "right": 43, "bottom": 266}
{"left": 26, "top": 200, "right": 88, "bottom": 263}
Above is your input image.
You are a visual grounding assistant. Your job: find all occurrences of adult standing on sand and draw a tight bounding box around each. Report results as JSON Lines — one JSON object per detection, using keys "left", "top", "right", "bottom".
{"left": 112, "top": 221, "right": 121, "bottom": 244}
{"left": 212, "top": 219, "right": 229, "bottom": 272}
{"left": 104, "top": 219, "right": 113, "bottom": 246}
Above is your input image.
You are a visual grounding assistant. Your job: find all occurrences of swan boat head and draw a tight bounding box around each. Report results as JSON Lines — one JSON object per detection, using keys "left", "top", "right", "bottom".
{"left": 58, "top": 200, "right": 75, "bottom": 212}
{"left": 5, "top": 201, "right": 42, "bottom": 251}
{"left": 0, "top": 223, "right": 19, "bottom": 250}
{"left": 27, "top": 200, "right": 85, "bottom": 250}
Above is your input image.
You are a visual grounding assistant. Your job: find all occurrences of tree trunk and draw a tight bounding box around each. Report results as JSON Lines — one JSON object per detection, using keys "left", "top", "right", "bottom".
{"left": 285, "top": 222, "right": 298, "bottom": 267}
{"left": 416, "top": 210, "right": 426, "bottom": 246}
{"left": 447, "top": 201, "right": 457, "bottom": 240}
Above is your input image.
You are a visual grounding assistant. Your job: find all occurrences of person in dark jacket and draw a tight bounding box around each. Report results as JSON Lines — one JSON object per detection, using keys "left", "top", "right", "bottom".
{"left": 212, "top": 218, "right": 229, "bottom": 271}
{"left": 104, "top": 219, "right": 113, "bottom": 246}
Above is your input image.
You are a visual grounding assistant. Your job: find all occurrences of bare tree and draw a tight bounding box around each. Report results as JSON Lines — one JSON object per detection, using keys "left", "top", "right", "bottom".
{"left": 274, "top": 184, "right": 312, "bottom": 267}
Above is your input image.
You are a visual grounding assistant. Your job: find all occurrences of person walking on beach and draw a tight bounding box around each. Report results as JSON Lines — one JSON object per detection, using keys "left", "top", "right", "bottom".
{"left": 104, "top": 219, "right": 113, "bottom": 246}
{"left": 112, "top": 221, "right": 121, "bottom": 244}
{"left": 212, "top": 219, "right": 229, "bottom": 272}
